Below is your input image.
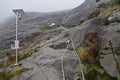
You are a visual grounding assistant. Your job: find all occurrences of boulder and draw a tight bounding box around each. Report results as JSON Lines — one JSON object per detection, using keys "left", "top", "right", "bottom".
{"left": 100, "top": 54, "right": 119, "bottom": 77}
{"left": 99, "top": 22, "right": 120, "bottom": 77}
{"left": 99, "top": 23, "right": 120, "bottom": 50}
{"left": 108, "top": 9, "right": 120, "bottom": 23}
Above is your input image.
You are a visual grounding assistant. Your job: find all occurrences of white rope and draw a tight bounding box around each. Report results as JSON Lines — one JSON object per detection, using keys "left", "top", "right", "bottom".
{"left": 71, "top": 38, "right": 85, "bottom": 80}
{"left": 61, "top": 40, "right": 70, "bottom": 80}
{"left": 61, "top": 38, "right": 85, "bottom": 80}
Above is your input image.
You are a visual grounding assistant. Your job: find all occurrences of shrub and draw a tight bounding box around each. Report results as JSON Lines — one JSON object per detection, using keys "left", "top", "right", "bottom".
{"left": 96, "top": 0, "right": 100, "bottom": 2}
{"left": 19, "top": 49, "right": 29, "bottom": 60}
{"left": 86, "top": 29, "right": 97, "bottom": 40}
{"left": 117, "top": 75, "right": 120, "bottom": 80}
{"left": 89, "top": 43, "right": 98, "bottom": 52}
{"left": 98, "top": 3, "right": 107, "bottom": 8}
{"left": 0, "top": 72, "right": 13, "bottom": 80}
{"left": 19, "top": 42, "right": 36, "bottom": 61}
{"left": 111, "top": 0, "right": 120, "bottom": 5}
{"left": 85, "top": 69, "right": 115, "bottom": 80}
{"left": 77, "top": 47, "right": 89, "bottom": 61}
{"left": 40, "top": 26, "right": 53, "bottom": 31}
{"left": 3, "top": 57, "right": 10, "bottom": 67}
{"left": 85, "top": 40, "right": 93, "bottom": 47}
{"left": 88, "top": 8, "right": 101, "bottom": 19}
{"left": 50, "top": 43, "right": 67, "bottom": 49}
{"left": 99, "top": 5, "right": 120, "bottom": 16}
{"left": 82, "top": 53, "right": 90, "bottom": 62}
{"left": 64, "top": 33, "right": 69, "bottom": 38}
{"left": 77, "top": 29, "right": 99, "bottom": 64}
{"left": 11, "top": 66, "right": 21, "bottom": 77}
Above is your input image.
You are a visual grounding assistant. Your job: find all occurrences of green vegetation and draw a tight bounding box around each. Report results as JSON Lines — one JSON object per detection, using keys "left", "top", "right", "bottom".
{"left": 77, "top": 29, "right": 98, "bottom": 64}
{"left": 64, "top": 33, "right": 69, "bottom": 38}
{"left": 85, "top": 68, "right": 114, "bottom": 80}
{"left": 97, "top": 0, "right": 120, "bottom": 5}
{"left": 111, "top": 0, "right": 120, "bottom": 5}
{"left": 0, "top": 66, "right": 21, "bottom": 80}
{"left": 99, "top": 5, "right": 120, "bottom": 16}
{"left": 19, "top": 43, "right": 37, "bottom": 61}
{"left": 0, "top": 72, "right": 13, "bottom": 80}
{"left": 3, "top": 57, "right": 10, "bottom": 67}
{"left": 93, "top": 0, "right": 120, "bottom": 17}
{"left": 0, "top": 42, "right": 37, "bottom": 80}
{"left": 11, "top": 66, "right": 21, "bottom": 77}
{"left": 39, "top": 26, "right": 53, "bottom": 31}
{"left": 76, "top": 29, "right": 116, "bottom": 80}
{"left": 77, "top": 47, "right": 89, "bottom": 62}
{"left": 0, "top": 43, "right": 35, "bottom": 68}
{"left": 39, "top": 24, "right": 59, "bottom": 31}
{"left": 96, "top": 0, "right": 100, "bottom": 2}
{"left": 117, "top": 75, "right": 120, "bottom": 80}
{"left": 50, "top": 42, "right": 67, "bottom": 49}
{"left": 88, "top": 8, "right": 101, "bottom": 19}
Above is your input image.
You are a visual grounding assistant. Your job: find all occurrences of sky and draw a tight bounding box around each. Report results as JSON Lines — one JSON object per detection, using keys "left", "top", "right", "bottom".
{"left": 0, "top": 0, "right": 85, "bottom": 24}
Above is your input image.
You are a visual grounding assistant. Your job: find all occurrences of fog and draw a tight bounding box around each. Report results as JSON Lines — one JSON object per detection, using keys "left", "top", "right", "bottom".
{"left": 0, "top": 0, "right": 85, "bottom": 24}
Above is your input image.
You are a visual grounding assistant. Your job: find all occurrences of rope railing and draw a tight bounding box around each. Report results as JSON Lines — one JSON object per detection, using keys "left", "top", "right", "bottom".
{"left": 60, "top": 38, "right": 85, "bottom": 80}
{"left": 61, "top": 40, "right": 70, "bottom": 80}
{"left": 71, "top": 38, "right": 85, "bottom": 80}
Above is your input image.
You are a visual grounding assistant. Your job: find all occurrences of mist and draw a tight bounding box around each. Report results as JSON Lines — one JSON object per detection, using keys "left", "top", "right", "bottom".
{"left": 0, "top": 0, "right": 85, "bottom": 24}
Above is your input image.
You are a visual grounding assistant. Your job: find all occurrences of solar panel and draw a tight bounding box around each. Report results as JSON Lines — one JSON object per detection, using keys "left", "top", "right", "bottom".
{"left": 13, "top": 9, "right": 27, "bottom": 19}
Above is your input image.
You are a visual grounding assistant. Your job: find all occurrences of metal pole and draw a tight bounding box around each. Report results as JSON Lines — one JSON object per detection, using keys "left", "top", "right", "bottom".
{"left": 15, "top": 11, "right": 19, "bottom": 66}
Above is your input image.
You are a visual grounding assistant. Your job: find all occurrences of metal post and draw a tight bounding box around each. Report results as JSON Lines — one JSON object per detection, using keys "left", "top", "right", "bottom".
{"left": 14, "top": 11, "right": 19, "bottom": 66}
{"left": 12, "top": 9, "right": 26, "bottom": 66}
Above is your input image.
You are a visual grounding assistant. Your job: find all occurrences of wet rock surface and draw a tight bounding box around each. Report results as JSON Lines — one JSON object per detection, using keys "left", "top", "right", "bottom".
{"left": 11, "top": 47, "right": 79, "bottom": 80}
{"left": 108, "top": 9, "right": 120, "bottom": 23}
{"left": 100, "top": 54, "right": 119, "bottom": 77}
{"left": 0, "top": 0, "right": 120, "bottom": 80}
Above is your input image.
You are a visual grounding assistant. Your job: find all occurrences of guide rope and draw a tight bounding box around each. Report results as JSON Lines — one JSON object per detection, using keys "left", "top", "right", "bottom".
{"left": 61, "top": 38, "right": 85, "bottom": 80}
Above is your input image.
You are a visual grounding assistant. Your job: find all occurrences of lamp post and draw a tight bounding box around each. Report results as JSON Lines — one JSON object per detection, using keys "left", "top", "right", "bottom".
{"left": 12, "top": 9, "right": 26, "bottom": 66}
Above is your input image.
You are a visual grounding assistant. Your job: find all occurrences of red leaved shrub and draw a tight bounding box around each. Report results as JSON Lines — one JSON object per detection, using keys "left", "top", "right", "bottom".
{"left": 86, "top": 29, "right": 97, "bottom": 40}
{"left": 83, "top": 53, "right": 89, "bottom": 60}
{"left": 89, "top": 43, "right": 98, "bottom": 52}
{"left": 83, "top": 53, "right": 95, "bottom": 64}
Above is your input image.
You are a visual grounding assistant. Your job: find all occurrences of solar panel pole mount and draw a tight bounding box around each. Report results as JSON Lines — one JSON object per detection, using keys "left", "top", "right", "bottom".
{"left": 12, "top": 9, "right": 26, "bottom": 66}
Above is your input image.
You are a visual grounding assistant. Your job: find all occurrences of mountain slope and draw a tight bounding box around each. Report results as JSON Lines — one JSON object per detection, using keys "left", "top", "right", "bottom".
{"left": 61, "top": 0, "right": 110, "bottom": 26}
{"left": 0, "top": 0, "right": 120, "bottom": 80}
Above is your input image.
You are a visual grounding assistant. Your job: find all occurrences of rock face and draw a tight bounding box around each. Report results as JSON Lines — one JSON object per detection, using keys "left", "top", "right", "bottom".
{"left": 12, "top": 47, "right": 79, "bottom": 80}
{"left": 0, "top": 0, "right": 111, "bottom": 49}
{"left": 68, "top": 16, "right": 106, "bottom": 49}
{"left": 99, "top": 22, "right": 120, "bottom": 49}
{"left": 99, "top": 12, "right": 120, "bottom": 77}
{"left": 108, "top": 9, "right": 120, "bottom": 23}
{"left": 61, "top": 0, "right": 110, "bottom": 26}
{"left": 0, "top": 0, "right": 120, "bottom": 80}
{"left": 10, "top": 15, "right": 110, "bottom": 80}
{"left": 0, "top": 10, "right": 119, "bottom": 80}
{"left": 100, "top": 54, "right": 119, "bottom": 77}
